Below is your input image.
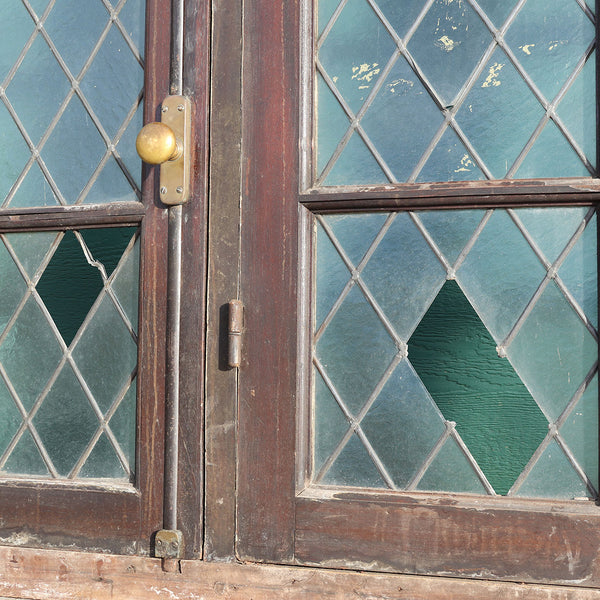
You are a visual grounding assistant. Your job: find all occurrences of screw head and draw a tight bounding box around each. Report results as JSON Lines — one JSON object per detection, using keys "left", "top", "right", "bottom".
{"left": 160, "top": 186, "right": 167, "bottom": 195}
{"left": 176, "top": 186, "right": 183, "bottom": 194}
{"left": 177, "top": 104, "right": 184, "bottom": 111}
{"left": 162, "top": 106, "right": 168, "bottom": 113}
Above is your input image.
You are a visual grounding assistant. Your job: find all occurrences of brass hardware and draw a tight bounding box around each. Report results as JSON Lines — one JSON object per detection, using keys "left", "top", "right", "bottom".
{"left": 154, "top": 529, "right": 184, "bottom": 559}
{"left": 228, "top": 300, "right": 244, "bottom": 368}
{"left": 135, "top": 95, "right": 191, "bottom": 205}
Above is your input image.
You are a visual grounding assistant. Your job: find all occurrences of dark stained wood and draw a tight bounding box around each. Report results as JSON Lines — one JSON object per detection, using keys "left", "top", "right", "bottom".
{"left": 295, "top": 493, "right": 600, "bottom": 586}
{"left": 203, "top": 0, "right": 242, "bottom": 561}
{"left": 2, "top": 546, "right": 600, "bottom": 600}
{"left": 173, "top": 0, "right": 211, "bottom": 560}
{"left": 236, "top": 0, "right": 300, "bottom": 562}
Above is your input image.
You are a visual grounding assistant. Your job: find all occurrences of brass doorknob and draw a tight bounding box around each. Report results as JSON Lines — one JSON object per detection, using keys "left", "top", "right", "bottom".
{"left": 136, "top": 122, "right": 182, "bottom": 165}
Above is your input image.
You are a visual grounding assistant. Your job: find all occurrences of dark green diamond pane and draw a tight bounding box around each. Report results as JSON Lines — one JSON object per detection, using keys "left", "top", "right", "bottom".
{"left": 409, "top": 280, "right": 548, "bottom": 495}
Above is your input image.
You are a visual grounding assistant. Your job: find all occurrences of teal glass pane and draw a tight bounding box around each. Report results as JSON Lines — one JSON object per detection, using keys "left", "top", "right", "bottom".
{"left": 318, "top": 0, "right": 340, "bottom": 37}
{"left": 4, "top": 230, "right": 58, "bottom": 280}
{"left": 409, "top": 280, "right": 548, "bottom": 495}
{"left": 3, "top": 430, "right": 50, "bottom": 477}
{"left": 79, "top": 432, "right": 129, "bottom": 479}
{"left": 318, "top": 0, "right": 395, "bottom": 114}
{"left": 0, "top": 105, "right": 31, "bottom": 207}
{"left": 0, "top": 238, "right": 28, "bottom": 336}
{"left": 0, "top": 4, "right": 32, "bottom": 83}
{"left": 408, "top": 0, "right": 491, "bottom": 105}
{"left": 504, "top": 0, "right": 594, "bottom": 102}
{"left": 0, "top": 377, "right": 22, "bottom": 459}
{"left": 313, "top": 208, "right": 598, "bottom": 500}
{"left": 8, "top": 163, "right": 60, "bottom": 209}
{"left": 474, "top": 0, "right": 518, "bottom": 28}
{"left": 107, "top": 382, "right": 137, "bottom": 477}
{"left": 376, "top": 0, "right": 425, "bottom": 40}
{"left": 119, "top": 0, "right": 146, "bottom": 58}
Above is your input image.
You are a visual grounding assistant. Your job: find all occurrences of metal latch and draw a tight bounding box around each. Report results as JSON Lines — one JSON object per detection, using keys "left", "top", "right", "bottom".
{"left": 154, "top": 529, "right": 184, "bottom": 559}
{"left": 228, "top": 300, "right": 244, "bottom": 368}
{"left": 135, "top": 95, "right": 192, "bottom": 205}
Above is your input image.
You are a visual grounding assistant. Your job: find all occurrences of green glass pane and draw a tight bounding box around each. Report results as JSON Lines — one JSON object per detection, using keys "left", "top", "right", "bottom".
{"left": 417, "top": 128, "right": 485, "bottom": 182}
{"left": 116, "top": 102, "right": 143, "bottom": 191}
{"left": 108, "top": 381, "right": 137, "bottom": 475}
{"left": 5, "top": 35, "right": 71, "bottom": 144}
{"left": 559, "top": 212, "right": 598, "bottom": 328}
{"left": 514, "top": 120, "right": 590, "bottom": 179}
{"left": 79, "top": 432, "right": 128, "bottom": 479}
{"left": 361, "top": 360, "right": 445, "bottom": 487}
{"left": 409, "top": 280, "right": 548, "bottom": 495}
{"left": 416, "top": 436, "right": 488, "bottom": 495}
{"left": 505, "top": 0, "right": 594, "bottom": 102}
{"left": 316, "top": 73, "right": 350, "bottom": 178}
{"left": 457, "top": 209, "right": 546, "bottom": 341}
{"left": 28, "top": 0, "right": 50, "bottom": 16}
{"left": 376, "top": 0, "right": 426, "bottom": 39}
{"left": 0, "top": 297, "right": 62, "bottom": 411}
{"left": 457, "top": 48, "right": 544, "bottom": 179}
{"left": 323, "top": 132, "right": 387, "bottom": 186}
{"left": 0, "top": 4, "right": 32, "bottom": 83}
{"left": 33, "top": 363, "right": 99, "bottom": 477}
{"left": 72, "top": 295, "right": 137, "bottom": 414}
{"left": 118, "top": 0, "right": 146, "bottom": 58}
{"left": 85, "top": 156, "right": 139, "bottom": 205}
{"left": 560, "top": 376, "right": 598, "bottom": 493}
{"left": 557, "top": 53, "right": 597, "bottom": 170}
{"left": 41, "top": 95, "right": 106, "bottom": 205}
{"left": 475, "top": 0, "right": 518, "bottom": 28}
{"left": 315, "top": 220, "right": 351, "bottom": 331}
{"left": 314, "top": 370, "right": 349, "bottom": 475}
{"left": 80, "top": 227, "right": 135, "bottom": 277}
{"left": 319, "top": 0, "right": 395, "bottom": 114}
{"left": 322, "top": 432, "right": 386, "bottom": 488}
{"left": 80, "top": 25, "right": 143, "bottom": 140}
{"left": 507, "top": 281, "right": 597, "bottom": 423}
{"left": 44, "top": 0, "right": 108, "bottom": 77}
{"left": 5, "top": 231, "right": 58, "bottom": 282}
{"left": 515, "top": 439, "right": 590, "bottom": 499}
{"left": 0, "top": 104, "right": 32, "bottom": 205}
{"left": 408, "top": 0, "right": 492, "bottom": 105}
{"left": 8, "top": 163, "right": 60, "bottom": 209}
{"left": 111, "top": 235, "right": 140, "bottom": 335}
{"left": 360, "top": 56, "right": 443, "bottom": 182}
{"left": 324, "top": 212, "right": 388, "bottom": 267}
{"left": 0, "top": 239, "right": 27, "bottom": 335}
{"left": 316, "top": 285, "right": 397, "bottom": 415}
{"left": 3, "top": 430, "right": 49, "bottom": 477}
{"left": 0, "top": 377, "right": 22, "bottom": 459}
{"left": 361, "top": 213, "right": 446, "bottom": 340}
{"left": 318, "top": 0, "right": 341, "bottom": 37}
{"left": 416, "top": 209, "right": 486, "bottom": 266}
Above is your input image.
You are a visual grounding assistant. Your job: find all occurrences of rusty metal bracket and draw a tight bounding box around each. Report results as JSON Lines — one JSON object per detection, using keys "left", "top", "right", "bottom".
{"left": 154, "top": 529, "right": 184, "bottom": 559}
{"left": 228, "top": 300, "right": 244, "bottom": 368}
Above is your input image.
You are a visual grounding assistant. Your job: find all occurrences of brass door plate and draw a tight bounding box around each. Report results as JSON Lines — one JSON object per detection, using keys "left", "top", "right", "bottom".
{"left": 159, "top": 95, "right": 191, "bottom": 205}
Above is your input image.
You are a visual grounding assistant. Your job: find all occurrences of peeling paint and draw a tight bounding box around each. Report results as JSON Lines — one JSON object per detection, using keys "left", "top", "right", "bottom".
{"left": 482, "top": 62, "right": 504, "bottom": 88}
{"left": 435, "top": 35, "right": 461, "bottom": 52}
{"left": 386, "top": 78, "right": 414, "bottom": 94}
{"left": 351, "top": 63, "right": 380, "bottom": 88}
{"left": 454, "top": 154, "right": 475, "bottom": 173}
{"left": 519, "top": 43, "right": 535, "bottom": 55}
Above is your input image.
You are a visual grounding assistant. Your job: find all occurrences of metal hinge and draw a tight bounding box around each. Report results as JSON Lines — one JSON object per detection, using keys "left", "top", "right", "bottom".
{"left": 154, "top": 529, "right": 184, "bottom": 559}
{"left": 228, "top": 300, "right": 244, "bottom": 368}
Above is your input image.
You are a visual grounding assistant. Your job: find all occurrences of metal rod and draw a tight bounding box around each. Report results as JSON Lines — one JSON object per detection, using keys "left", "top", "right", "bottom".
{"left": 163, "top": 0, "right": 185, "bottom": 533}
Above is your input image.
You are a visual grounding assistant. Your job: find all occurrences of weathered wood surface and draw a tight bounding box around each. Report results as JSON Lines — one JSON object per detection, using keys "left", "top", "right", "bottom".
{"left": 1, "top": 547, "right": 600, "bottom": 600}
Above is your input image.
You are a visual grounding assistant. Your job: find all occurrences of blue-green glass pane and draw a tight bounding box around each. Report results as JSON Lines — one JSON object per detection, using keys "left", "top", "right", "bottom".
{"left": 557, "top": 53, "right": 596, "bottom": 171}
{"left": 80, "top": 25, "right": 143, "bottom": 140}
{"left": 361, "top": 360, "right": 445, "bottom": 487}
{"left": 315, "top": 220, "right": 350, "bottom": 331}
{"left": 361, "top": 213, "right": 446, "bottom": 340}
{"left": 560, "top": 376, "right": 598, "bottom": 493}
{"left": 0, "top": 239, "right": 27, "bottom": 336}
{"left": 319, "top": 0, "right": 395, "bottom": 114}
{"left": 116, "top": 102, "right": 143, "bottom": 191}
{"left": 0, "top": 297, "right": 62, "bottom": 412}
{"left": 108, "top": 381, "right": 137, "bottom": 476}
{"left": 318, "top": 0, "right": 341, "bottom": 37}
{"left": 44, "top": 0, "right": 108, "bottom": 76}
{"left": 79, "top": 432, "right": 128, "bottom": 479}
{"left": 515, "top": 439, "right": 590, "bottom": 499}
{"left": 5, "top": 35, "right": 70, "bottom": 144}
{"left": 33, "top": 363, "right": 99, "bottom": 477}
{"left": 474, "top": 0, "right": 518, "bottom": 28}
{"left": 507, "top": 281, "right": 597, "bottom": 423}
{"left": 457, "top": 48, "right": 543, "bottom": 179}
{"left": 416, "top": 437, "right": 488, "bottom": 494}
{"left": 408, "top": 0, "right": 492, "bottom": 105}
{"left": 72, "top": 295, "right": 137, "bottom": 414}
{"left": 314, "top": 370, "right": 349, "bottom": 475}
{"left": 417, "top": 128, "right": 485, "bottom": 182}
{"left": 457, "top": 210, "right": 546, "bottom": 341}
{"left": 316, "top": 73, "right": 350, "bottom": 178}
{"left": 8, "top": 163, "right": 60, "bottom": 209}
{"left": 514, "top": 120, "right": 590, "bottom": 179}
{"left": 325, "top": 212, "right": 388, "bottom": 267}
{"left": 111, "top": 235, "right": 140, "bottom": 335}
{"left": 119, "top": 0, "right": 146, "bottom": 58}
{"left": 85, "top": 156, "right": 138, "bottom": 205}
{"left": 4, "top": 231, "right": 58, "bottom": 280}
{"left": 316, "top": 285, "right": 397, "bottom": 415}
{"left": 417, "top": 209, "right": 486, "bottom": 266}
{"left": 0, "top": 378, "right": 22, "bottom": 459}
{"left": 321, "top": 433, "right": 386, "bottom": 488}
{"left": 361, "top": 56, "right": 443, "bottom": 182}
{"left": 0, "top": 4, "right": 33, "bottom": 84}
{"left": 28, "top": 0, "right": 50, "bottom": 15}
{"left": 505, "top": 0, "right": 594, "bottom": 102}
{"left": 376, "top": 0, "right": 426, "bottom": 39}
{"left": 559, "top": 212, "right": 598, "bottom": 328}
{"left": 3, "top": 430, "right": 49, "bottom": 477}
{"left": 323, "top": 132, "right": 387, "bottom": 186}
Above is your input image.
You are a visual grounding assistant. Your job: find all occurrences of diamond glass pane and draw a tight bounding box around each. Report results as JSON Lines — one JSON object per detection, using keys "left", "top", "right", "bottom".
{"left": 1, "top": 1, "right": 145, "bottom": 208}
{"left": 313, "top": 208, "right": 598, "bottom": 500}
{"left": 315, "top": 0, "right": 596, "bottom": 185}
{"left": 0, "top": 228, "right": 139, "bottom": 481}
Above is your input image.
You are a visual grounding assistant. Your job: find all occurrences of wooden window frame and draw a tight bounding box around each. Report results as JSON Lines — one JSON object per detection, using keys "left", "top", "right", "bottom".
{"left": 0, "top": 0, "right": 209, "bottom": 558}
{"left": 237, "top": 0, "right": 600, "bottom": 587}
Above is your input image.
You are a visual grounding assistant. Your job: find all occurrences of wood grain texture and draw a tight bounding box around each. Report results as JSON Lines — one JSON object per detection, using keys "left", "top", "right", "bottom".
{"left": 1, "top": 547, "right": 600, "bottom": 600}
